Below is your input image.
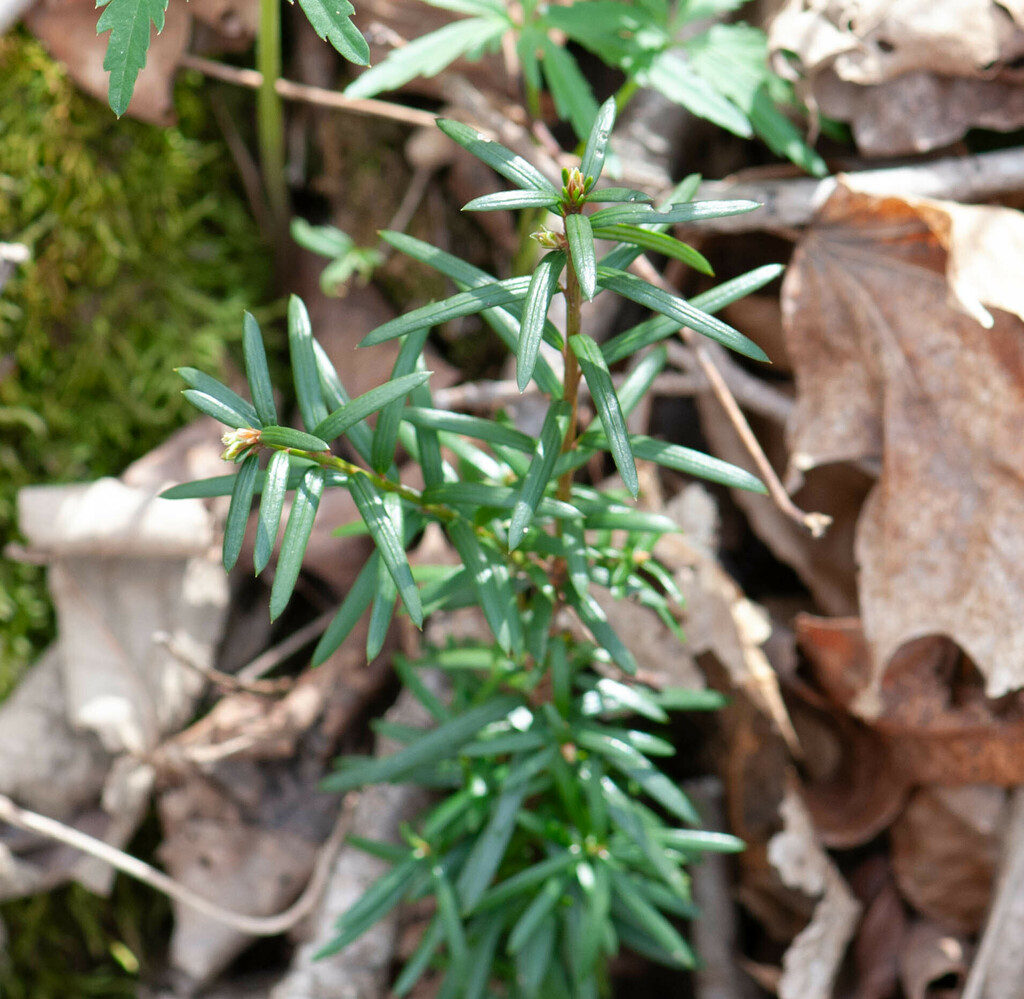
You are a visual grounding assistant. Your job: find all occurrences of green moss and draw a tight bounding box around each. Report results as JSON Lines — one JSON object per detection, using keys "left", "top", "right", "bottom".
{"left": 0, "top": 32, "right": 273, "bottom": 693}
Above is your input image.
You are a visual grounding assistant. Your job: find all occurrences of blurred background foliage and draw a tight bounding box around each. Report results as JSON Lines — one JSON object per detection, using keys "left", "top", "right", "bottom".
{"left": 0, "top": 31, "right": 273, "bottom": 695}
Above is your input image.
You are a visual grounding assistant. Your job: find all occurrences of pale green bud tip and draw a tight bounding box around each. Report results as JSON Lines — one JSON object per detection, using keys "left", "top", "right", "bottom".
{"left": 220, "top": 427, "right": 262, "bottom": 461}
{"left": 531, "top": 226, "right": 565, "bottom": 249}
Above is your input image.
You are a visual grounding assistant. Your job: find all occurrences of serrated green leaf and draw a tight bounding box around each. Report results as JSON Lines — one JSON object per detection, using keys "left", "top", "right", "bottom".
{"left": 345, "top": 17, "right": 503, "bottom": 98}
{"left": 323, "top": 696, "right": 520, "bottom": 793}
{"left": 223, "top": 454, "right": 259, "bottom": 572}
{"left": 259, "top": 426, "right": 330, "bottom": 451}
{"left": 312, "top": 553, "right": 379, "bottom": 665}
{"left": 570, "top": 334, "right": 637, "bottom": 496}
{"left": 312, "top": 371, "right": 431, "bottom": 444}
{"left": 242, "top": 312, "right": 278, "bottom": 426}
{"left": 545, "top": 1, "right": 663, "bottom": 66}
{"left": 360, "top": 278, "right": 532, "bottom": 347}
{"left": 436, "top": 118, "right": 557, "bottom": 193}
{"left": 589, "top": 199, "right": 759, "bottom": 227}
{"left": 509, "top": 401, "right": 571, "bottom": 550}
{"left": 269, "top": 467, "right": 325, "bottom": 619}
{"left": 591, "top": 224, "right": 713, "bottom": 275}
{"left": 580, "top": 97, "right": 616, "bottom": 186}
{"left": 348, "top": 475, "right": 423, "bottom": 627}
{"left": 296, "top": 0, "right": 370, "bottom": 64}
{"left": 518, "top": 251, "right": 565, "bottom": 391}
{"left": 539, "top": 35, "right": 600, "bottom": 141}
{"left": 255, "top": 450, "right": 290, "bottom": 575}
{"left": 565, "top": 214, "right": 597, "bottom": 301}
{"left": 596, "top": 267, "right": 769, "bottom": 361}
{"left": 288, "top": 295, "right": 330, "bottom": 431}
{"left": 316, "top": 857, "right": 423, "bottom": 958}
{"left": 447, "top": 519, "right": 523, "bottom": 655}
{"left": 96, "top": 0, "right": 168, "bottom": 117}
{"left": 462, "top": 189, "right": 561, "bottom": 212}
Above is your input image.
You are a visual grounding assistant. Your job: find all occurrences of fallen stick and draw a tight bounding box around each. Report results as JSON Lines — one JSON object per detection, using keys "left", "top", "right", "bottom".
{"left": 691, "top": 147, "right": 1024, "bottom": 233}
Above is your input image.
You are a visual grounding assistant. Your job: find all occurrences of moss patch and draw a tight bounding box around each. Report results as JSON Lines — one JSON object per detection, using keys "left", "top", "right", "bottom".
{"left": 0, "top": 32, "right": 272, "bottom": 693}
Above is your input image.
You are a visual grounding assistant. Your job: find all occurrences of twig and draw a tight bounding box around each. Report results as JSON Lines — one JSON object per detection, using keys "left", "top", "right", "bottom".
{"left": 154, "top": 608, "right": 337, "bottom": 694}
{"left": 689, "top": 147, "right": 1024, "bottom": 233}
{"left": 0, "top": 791, "right": 358, "bottom": 937}
{"left": 630, "top": 255, "right": 831, "bottom": 537}
{"left": 179, "top": 54, "right": 437, "bottom": 129}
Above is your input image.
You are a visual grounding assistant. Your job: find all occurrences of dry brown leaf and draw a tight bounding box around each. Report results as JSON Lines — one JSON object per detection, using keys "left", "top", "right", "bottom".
{"left": 899, "top": 920, "right": 972, "bottom": 999}
{"left": 769, "top": 0, "right": 1024, "bottom": 154}
{"left": 850, "top": 856, "right": 908, "bottom": 999}
{"left": 891, "top": 786, "right": 1004, "bottom": 934}
{"left": 783, "top": 184, "right": 1024, "bottom": 707}
{"left": 796, "top": 616, "right": 1024, "bottom": 785}
{"left": 767, "top": 782, "right": 862, "bottom": 999}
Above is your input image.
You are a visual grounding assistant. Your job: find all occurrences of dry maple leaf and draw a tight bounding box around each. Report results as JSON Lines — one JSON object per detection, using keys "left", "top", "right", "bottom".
{"left": 783, "top": 183, "right": 1024, "bottom": 706}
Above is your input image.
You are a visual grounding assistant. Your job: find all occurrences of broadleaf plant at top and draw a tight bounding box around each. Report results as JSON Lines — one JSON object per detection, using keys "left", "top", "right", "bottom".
{"left": 344, "top": 0, "right": 827, "bottom": 174}
{"left": 168, "top": 97, "right": 774, "bottom": 996}
{"left": 95, "top": 0, "right": 370, "bottom": 117}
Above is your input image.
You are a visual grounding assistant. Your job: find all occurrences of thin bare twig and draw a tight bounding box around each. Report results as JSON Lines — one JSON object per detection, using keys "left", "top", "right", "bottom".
{"left": 0, "top": 791, "right": 357, "bottom": 937}
{"left": 179, "top": 54, "right": 437, "bottom": 129}
{"left": 630, "top": 255, "right": 831, "bottom": 537}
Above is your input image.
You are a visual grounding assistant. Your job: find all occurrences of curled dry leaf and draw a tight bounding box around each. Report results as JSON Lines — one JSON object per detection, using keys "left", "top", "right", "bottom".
{"left": 769, "top": 0, "right": 1024, "bottom": 154}
{"left": 797, "top": 615, "right": 1024, "bottom": 786}
{"left": 768, "top": 783, "right": 862, "bottom": 999}
{"left": 891, "top": 786, "right": 1005, "bottom": 934}
{"left": 900, "top": 920, "right": 972, "bottom": 999}
{"left": 784, "top": 184, "right": 1024, "bottom": 707}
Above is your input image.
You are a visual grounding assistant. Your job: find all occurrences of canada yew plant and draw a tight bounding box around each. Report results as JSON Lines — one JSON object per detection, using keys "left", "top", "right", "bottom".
{"left": 167, "top": 98, "right": 779, "bottom": 997}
